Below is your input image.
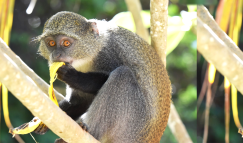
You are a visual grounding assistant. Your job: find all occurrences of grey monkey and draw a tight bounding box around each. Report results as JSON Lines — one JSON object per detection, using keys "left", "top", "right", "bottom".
{"left": 34, "top": 11, "right": 171, "bottom": 143}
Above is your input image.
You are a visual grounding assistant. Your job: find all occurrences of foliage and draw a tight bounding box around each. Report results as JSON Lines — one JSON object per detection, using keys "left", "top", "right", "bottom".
{"left": 197, "top": 3, "right": 243, "bottom": 143}
{"left": 0, "top": 1, "right": 196, "bottom": 143}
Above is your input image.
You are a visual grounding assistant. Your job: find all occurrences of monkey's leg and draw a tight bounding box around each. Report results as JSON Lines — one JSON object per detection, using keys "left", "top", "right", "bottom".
{"left": 85, "top": 66, "right": 147, "bottom": 143}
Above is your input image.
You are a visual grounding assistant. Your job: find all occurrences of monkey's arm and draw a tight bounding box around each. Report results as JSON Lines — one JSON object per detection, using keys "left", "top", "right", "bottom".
{"left": 34, "top": 64, "right": 107, "bottom": 135}
{"left": 57, "top": 63, "right": 109, "bottom": 94}
{"left": 59, "top": 90, "right": 95, "bottom": 120}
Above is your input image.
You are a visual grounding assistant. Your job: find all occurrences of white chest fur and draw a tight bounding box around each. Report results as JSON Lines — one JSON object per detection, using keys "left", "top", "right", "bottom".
{"left": 71, "top": 57, "right": 93, "bottom": 73}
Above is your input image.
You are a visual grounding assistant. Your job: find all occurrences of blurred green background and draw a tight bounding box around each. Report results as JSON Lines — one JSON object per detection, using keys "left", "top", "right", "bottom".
{"left": 0, "top": 0, "right": 196, "bottom": 142}
{"left": 197, "top": 6, "right": 243, "bottom": 143}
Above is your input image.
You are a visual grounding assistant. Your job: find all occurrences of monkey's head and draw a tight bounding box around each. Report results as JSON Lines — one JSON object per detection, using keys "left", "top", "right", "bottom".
{"left": 36, "top": 11, "right": 107, "bottom": 72}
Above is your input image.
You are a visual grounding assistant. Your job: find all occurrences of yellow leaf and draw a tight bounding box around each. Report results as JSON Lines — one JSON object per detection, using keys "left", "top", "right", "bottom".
{"left": 49, "top": 62, "right": 65, "bottom": 107}
{"left": 9, "top": 117, "right": 41, "bottom": 137}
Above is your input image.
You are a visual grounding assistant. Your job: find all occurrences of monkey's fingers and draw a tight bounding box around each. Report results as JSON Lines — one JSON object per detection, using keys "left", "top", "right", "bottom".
{"left": 55, "top": 138, "right": 68, "bottom": 143}
{"left": 33, "top": 121, "right": 49, "bottom": 135}
{"left": 76, "top": 118, "right": 89, "bottom": 132}
{"left": 56, "top": 63, "right": 76, "bottom": 81}
{"left": 9, "top": 117, "right": 42, "bottom": 137}
{"left": 77, "top": 120, "right": 89, "bottom": 132}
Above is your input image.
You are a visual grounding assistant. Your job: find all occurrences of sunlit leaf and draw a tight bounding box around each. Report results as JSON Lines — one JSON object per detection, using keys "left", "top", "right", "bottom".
{"left": 111, "top": 10, "right": 150, "bottom": 32}
{"left": 219, "top": 0, "right": 233, "bottom": 32}
{"left": 208, "top": 64, "right": 216, "bottom": 84}
{"left": 112, "top": 10, "right": 195, "bottom": 56}
{"left": 167, "top": 28, "right": 186, "bottom": 55}
{"left": 187, "top": 5, "right": 197, "bottom": 12}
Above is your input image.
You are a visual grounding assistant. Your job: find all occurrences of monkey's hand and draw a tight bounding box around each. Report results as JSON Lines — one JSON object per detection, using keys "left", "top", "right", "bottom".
{"left": 57, "top": 62, "right": 108, "bottom": 94}
{"left": 56, "top": 62, "right": 77, "bottom": 83}
{"left": 33, "top": 122, "right": 49, "bottom": 135}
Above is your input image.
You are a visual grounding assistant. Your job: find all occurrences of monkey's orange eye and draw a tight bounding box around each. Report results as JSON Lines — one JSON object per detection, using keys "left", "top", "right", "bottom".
{"left": 63, "top": 40, "right": 71, "bottom": 47}
{"left": 49, "top": 40, "right": 56, "bottom": 47}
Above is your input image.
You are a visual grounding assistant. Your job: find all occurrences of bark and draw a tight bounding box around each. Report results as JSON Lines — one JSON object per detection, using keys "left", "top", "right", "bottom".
{"left": 150, "top": 0, "right": 193, "bottom": 143}
{"left": 0, "top": 38, "right": 64, "bottom": 101}
{"left": 197, "top": 16, "right": 243, "bottom": 96}
{"left": 150, "top": 0, "right": 168, "bottom": 64}
{"left": 0, "top": 38, "right": 99, "bottom": 143}
{"left": 198, "top": 6, "right": 243, "bottom": 61}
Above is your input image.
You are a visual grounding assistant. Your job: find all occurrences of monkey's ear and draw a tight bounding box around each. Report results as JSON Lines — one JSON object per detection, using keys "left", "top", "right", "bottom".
{"left": 90, "top": 22, "right": 99, "bottom": 36}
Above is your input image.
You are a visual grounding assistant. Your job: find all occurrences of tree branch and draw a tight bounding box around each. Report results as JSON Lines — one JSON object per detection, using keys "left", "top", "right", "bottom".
{"left": 197, "top": 16, "right": 243, "bottom": 96}
{"left": 150, "top": 0, "right": 168, "bottom": 64}
{"left": 124, "top": 0, "right": 149, "bottom": 42}
{"left": 0, "top": 41, "right": 64, "bottom": 101}
{"left": 168, "top": 104, "right": 193, "bottom": 143}
{"left": 197, "top": 6, "right": 243, "bottom": 61}
{"left": 151, "top": 1, "right": 193, "bottom": 143}
{"left": 0, "top": 38, "right": 99, "bottom": 143}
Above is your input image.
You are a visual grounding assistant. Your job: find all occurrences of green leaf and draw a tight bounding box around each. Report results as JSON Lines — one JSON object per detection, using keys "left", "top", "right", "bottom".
{"left": 168, "top": 4, "right": 179, "bottom": 16}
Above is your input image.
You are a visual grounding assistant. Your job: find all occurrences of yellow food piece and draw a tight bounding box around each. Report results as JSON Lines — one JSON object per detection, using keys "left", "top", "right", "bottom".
{"left": 2, "top": 83, "right": 12, "bottom": 128}
{"left": 9, "top": 62, "right": 64, "bottom": 136}
{"left": 49, "top": 62, "right": 65, "bottom": 107}
{"left": 9, "top": 117, "right": 41, "bottom": 137}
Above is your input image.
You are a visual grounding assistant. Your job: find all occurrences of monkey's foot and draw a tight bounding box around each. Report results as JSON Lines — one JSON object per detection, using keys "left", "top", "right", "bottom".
{"left": 57, "top": 62, "right": 75, "bottom": 82}
{"left": 77, "top": 120, "right": 89, "bottom": 132}
{"left": 33, "top": 122, "right": 49, "bottom": 135}
{"left": 53, "top": 121, "right": 88, "bottom": 143}
{"left": 55, "top": 138, "right": 67, "bottom": 143}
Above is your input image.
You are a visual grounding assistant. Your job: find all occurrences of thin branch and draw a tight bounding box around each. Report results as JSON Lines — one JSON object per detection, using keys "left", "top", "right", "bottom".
{"left": 0, "top": 38, "right": 99, "bottom": 143}
{"left": 197, "top": 17, "right": 243, "bottom": 96}
{"left": 150, "top": 0, "right": 170, "bottom": 135}
{"left": 150, "top": 0, "right": 193, "bottom": 143}
{"left": 203, "top": 84, "right": 212, "bottom": 143}
{"left": 0, "top": 39, "right": 64, "bottom": 101}
{"left": 225, "top": 83, "right": 230, "bottom": 143}
{"left": 150, "top": 0, "right": 168, "bottom": 64}
{"left": 168, "top": 104, "right": 193, "bottom": 143}
{"left": 197, "top": 64, "right": 208, "bottom": 110}
{"left": 124, "top": 0, "right": 149, "bottom": 42}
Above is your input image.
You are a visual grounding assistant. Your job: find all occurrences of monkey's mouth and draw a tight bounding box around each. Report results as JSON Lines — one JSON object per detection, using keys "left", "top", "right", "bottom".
{"left": 64, "top": 61, "right": 73, "bottom": 65}
{"left": 53, "top": 57, "right": 73, "bottom": 65}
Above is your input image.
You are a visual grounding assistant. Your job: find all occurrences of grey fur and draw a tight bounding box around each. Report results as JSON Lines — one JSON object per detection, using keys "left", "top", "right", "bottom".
{"left": 38, "top": 11, "right": 171, "bottom": 143}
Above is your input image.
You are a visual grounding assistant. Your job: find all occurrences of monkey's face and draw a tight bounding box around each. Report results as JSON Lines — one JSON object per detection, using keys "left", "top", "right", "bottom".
{"left": 43, "top": 35, "right": 74, "bottom": 63}
{"left": 39, "top": 34, "right": 95, "bottom": 73}
{"left": 37, "top": 11, "right": 106, "bottom": 72}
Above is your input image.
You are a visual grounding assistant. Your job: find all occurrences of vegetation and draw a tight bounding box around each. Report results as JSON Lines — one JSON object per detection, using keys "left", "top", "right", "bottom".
{"left": 0, "top": 1, "right": 196, "bottom": 142}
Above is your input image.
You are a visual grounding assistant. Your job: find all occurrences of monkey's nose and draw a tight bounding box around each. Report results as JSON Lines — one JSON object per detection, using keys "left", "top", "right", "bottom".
{"left": 52, "top": 53, "right": 62, "bottom": 63}
{"left": 53, "top": 53, "right": 61, "bottom": 59}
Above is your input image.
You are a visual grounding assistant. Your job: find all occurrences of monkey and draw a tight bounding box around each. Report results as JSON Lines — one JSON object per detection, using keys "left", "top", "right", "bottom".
{"left": 34, "top": 11, "right": 171, "bottom": 143}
